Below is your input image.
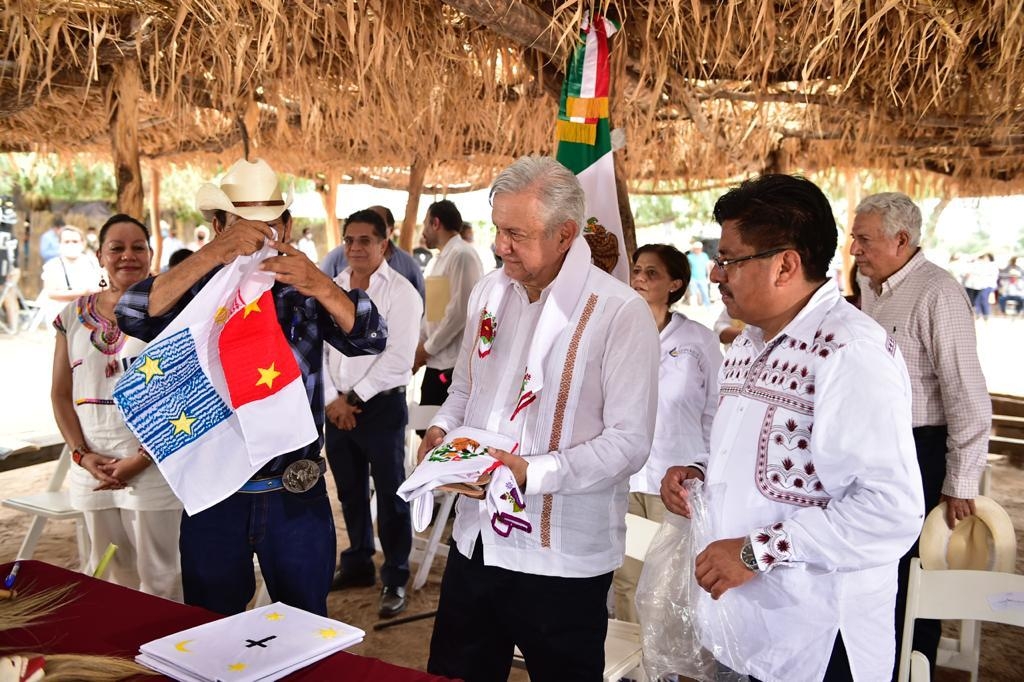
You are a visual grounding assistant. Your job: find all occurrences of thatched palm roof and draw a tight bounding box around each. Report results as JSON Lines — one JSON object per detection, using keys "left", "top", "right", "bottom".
{"left": 2, "top": 1, "right": 1023, "bottom": 195}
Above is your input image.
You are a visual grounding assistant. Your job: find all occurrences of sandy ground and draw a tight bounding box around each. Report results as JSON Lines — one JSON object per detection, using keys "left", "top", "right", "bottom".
{"left": 2, "top": 304, "right": 1023, "bottom": 679}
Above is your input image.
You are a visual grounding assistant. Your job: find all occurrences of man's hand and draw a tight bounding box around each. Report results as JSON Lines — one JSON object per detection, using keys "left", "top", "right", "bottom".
{"left": 486, "top": 447, "right": 528, "bottom": 489}
{"left": 208, "top": 218, "right": 275, "bottom": 264}
{"left": 263, "top": 240, "right": 334, "bottom": 298}
{"left": 417, "top": 426, "right": 447, "bottom": 463}
{"left": 695, "top": 536, "right": 757, "bottom": 599}
{"left": 326, "top": 396, "right": 361, "bottom": 430}
{"left": 413, "top": 341, "right": 429, "bottom": 373}
{"left": 941, "top": 494, "right": 976, "bottom": 529}
{"left": 660, "top": 465, "right": 705, "bottom": 517}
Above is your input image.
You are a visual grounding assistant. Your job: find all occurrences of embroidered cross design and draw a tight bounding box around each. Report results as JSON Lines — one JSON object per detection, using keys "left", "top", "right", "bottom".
{"left": 245, "top": 636, "right": 277, "bottom": 648}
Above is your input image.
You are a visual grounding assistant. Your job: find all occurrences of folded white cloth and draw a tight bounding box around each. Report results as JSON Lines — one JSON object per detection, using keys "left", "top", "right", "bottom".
{"left": 398, "top": 426, "right": 530, "bottom": 536}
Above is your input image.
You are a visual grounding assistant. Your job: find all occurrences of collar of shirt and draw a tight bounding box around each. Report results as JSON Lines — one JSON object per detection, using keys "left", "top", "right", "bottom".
{"left": 336, "top": 258, "right": 395, "bottom": 293}
{"left": 879, "top": 248, "right": 927, "bottom": 297}
{"left": 744, "top": 280, "right": 839, "bottom": 349}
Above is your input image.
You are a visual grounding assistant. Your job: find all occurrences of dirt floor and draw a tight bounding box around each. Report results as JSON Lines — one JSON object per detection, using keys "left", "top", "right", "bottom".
{"left": 1, "top": 456, "right": 1022, "bottom": 680}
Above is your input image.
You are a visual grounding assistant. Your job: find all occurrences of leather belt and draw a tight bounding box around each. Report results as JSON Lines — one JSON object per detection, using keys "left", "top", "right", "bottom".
{"left": 239, "top": 458, "right": 326, "bottom": 494}
{"left": 377, "top": 386, "right": 406, "bottom": 397}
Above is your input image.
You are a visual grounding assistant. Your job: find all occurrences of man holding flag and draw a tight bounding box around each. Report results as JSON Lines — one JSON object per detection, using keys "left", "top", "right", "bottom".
{"left": 116, "top": 158, "right": 386, "bottom": 616}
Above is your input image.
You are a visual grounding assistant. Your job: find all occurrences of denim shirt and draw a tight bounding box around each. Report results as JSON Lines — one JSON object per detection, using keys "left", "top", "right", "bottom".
{"left": 115, "top": 270, "right": 387, "bottom": 475}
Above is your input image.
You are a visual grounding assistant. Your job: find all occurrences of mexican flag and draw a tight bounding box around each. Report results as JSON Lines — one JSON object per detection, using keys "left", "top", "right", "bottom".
{"left": 556, "top": 13, "right": 628, "bottom": 283}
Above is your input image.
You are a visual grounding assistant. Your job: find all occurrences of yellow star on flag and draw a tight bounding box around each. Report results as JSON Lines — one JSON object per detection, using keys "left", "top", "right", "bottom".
{"left": 265, "top": 612, "right": 283, "bottom": 621}
{"left": 170, "top": 411, "right": 197, "bottom": 436}
{"left": 317, "top": 628, "right": 338, "bottom": 639}
{"left": 243, "top": 299, "right": 262, "bottom": 318}
{"left": 214, "top": 306, "right": 229, "bottom": 324}
{"left": 137, "top": 356, "right": 165, "bottom": 385}
{"left": 255, "top": 363, "right": 281, "bottom": 390}
{"left": 227, "top": 662, "right": 247, "bottom": 672}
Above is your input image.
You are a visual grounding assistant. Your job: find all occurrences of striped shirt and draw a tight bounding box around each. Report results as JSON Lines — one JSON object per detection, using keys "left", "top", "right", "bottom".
{"left": 860, "top": 250, "right": 990, "bottom": 498}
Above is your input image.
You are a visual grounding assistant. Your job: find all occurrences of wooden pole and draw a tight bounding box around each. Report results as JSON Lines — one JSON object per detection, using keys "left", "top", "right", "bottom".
{"left": 322, "top": 168, "right": 340, "bottom": 252}
{"left": 399, "top": 158, "right": 427, "bottom": 254}
{"left": 109, "top": 60, "right": 144, "bottom": 220}
{"left": 843, "top": 168, "right": 860, "bottom": 295}
{"left": 149, "top": 166, "right": 161, "bottom": 274}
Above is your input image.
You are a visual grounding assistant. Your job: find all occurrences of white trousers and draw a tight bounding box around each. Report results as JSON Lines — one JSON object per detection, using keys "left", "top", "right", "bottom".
{"left": 82, "top": 507, "right": 183, "bottom": 602}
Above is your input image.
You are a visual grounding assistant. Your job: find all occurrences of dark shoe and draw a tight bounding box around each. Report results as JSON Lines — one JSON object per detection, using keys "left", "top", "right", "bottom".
{"left": 330, "top": 567, "right": 375, "bottom": 591}
{"left": 378, "top": 585, "right": 407, "bottom": 618}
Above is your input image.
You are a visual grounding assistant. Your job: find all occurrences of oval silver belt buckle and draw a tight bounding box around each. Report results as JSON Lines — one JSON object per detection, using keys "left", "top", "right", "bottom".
{"left": 282, "top": 459, "right": 321, "bottom": 493}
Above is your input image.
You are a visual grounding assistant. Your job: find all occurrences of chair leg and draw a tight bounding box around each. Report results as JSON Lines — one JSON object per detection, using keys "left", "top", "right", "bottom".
{"left": 412, "top": 492, "right": 455, "bottom": 590}
{"left": 16, "top": 515, "right": 48, "bottom": 560}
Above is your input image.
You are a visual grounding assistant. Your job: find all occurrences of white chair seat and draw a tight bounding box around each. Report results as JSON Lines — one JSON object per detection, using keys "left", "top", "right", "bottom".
{"left": 2, "top": 491, "right": 80, "bottom": 518}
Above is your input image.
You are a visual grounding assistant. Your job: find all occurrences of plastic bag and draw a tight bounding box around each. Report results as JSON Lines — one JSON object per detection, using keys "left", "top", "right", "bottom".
{"left": 635, "top": 481, "right": 747, "bottom": 682}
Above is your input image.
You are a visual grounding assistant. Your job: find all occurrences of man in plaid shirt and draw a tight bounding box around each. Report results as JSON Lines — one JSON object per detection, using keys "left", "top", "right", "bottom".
{"left": 116, "top": 158, "right": 386, "bottom": 616}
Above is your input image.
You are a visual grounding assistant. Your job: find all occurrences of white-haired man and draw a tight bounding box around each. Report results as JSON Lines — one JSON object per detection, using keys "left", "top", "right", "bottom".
{"left": 116, "top": 158, "right": 386, "bottom": 617}
{"left": 852, "top": 191, "right": 990, "bottom": 674}
{"left": 418, "top": 156, "right": 659, "bottom": 681}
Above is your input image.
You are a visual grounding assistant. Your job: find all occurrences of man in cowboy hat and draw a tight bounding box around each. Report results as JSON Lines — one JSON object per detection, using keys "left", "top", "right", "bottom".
{"left": 116, "top": 158, "right": 387, "bottom": 616}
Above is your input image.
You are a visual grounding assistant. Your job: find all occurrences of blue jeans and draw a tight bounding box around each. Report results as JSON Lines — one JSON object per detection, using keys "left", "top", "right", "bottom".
{"left": 974, "top": 287, "right": 994, "bottom": 318}
{"left": 179, "top": 476, "right": 336, "bottom": 616}
{"left": 689, "top": 279, "right": 711, "bottom": 306}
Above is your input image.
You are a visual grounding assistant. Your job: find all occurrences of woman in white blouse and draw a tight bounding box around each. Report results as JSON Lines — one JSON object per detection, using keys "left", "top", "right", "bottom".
{"left": 613, "top": 243, "right": 722, "bottom": 622}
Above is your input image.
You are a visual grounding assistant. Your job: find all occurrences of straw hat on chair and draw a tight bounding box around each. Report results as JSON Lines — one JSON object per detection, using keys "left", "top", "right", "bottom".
{"left": 919, "top": 495, "right": 1017, "bottom": 573}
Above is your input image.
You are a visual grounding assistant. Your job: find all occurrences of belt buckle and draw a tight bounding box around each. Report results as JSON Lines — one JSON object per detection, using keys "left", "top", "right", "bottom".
{"left": 282, "top": 459, "right": 321, "bottom": 493}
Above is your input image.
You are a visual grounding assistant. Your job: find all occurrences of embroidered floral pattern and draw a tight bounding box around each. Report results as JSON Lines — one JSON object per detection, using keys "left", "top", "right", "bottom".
{"left": 427, "top": 436, "right": 487, "bottom": 463}
{"left": 756, "top": 406, "right": 830, "bottom": 508}
{"left": 77, "top": 294, "right": 126, "bottom": 356}
{"left": 477, "top": 308, "right": 496, "bottom": 358}
{"left": 751, "top": 522, "right": 793, "bottom": 571}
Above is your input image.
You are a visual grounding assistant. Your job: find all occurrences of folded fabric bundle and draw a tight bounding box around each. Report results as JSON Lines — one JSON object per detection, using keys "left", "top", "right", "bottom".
{"left": 398, "top": 427, "right": 531, "bottom": 536}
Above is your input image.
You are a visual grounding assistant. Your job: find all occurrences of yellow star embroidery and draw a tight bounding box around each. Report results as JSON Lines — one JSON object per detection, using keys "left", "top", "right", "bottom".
{"left": 317, "top": 628, "right": 338, "bottom": 639}
{"left": 256, "top": 363, "right": 281, "bottom": 390}
{"left": 137, "top": 356, "right": 164, "bottom": 385}
{"left": 265, "top": 612, "right": 283, "bottom": 621}
{"left": 214, "top": 307, "right": 229, "bottom": 324}
{"left": 243, "top": 299, "right": 262, "bottom": 318}
{"left": 170, "top": 411, "right": 197, "bottom": 436}
{"left": 227, "top": 663, "right": 247, "bottom": 672}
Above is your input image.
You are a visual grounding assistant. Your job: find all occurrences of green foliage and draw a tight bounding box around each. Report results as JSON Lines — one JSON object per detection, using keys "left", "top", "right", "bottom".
{"left": 631, "top": 195, "right": 677, "bottom": 227}
{"left": 0, "top": 153, "right": 116, "bottom": 205}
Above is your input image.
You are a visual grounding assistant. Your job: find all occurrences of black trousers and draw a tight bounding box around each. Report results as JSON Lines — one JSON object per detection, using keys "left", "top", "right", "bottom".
{"left": 324, "top": 391, "right": 411, "bottom": 588}
{"left": 427, "top": 538, "right": 613, "bottom": 682}
{"left": 893, "top": 424, "right": 948, "bottom": 679}
{"left": 416, "top": 367, "right": 452, "bottom": 436}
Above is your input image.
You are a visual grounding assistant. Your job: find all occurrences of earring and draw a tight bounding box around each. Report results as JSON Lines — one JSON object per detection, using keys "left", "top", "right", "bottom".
{"left": 99, "top": 274, "right": 108, "bottom": 289}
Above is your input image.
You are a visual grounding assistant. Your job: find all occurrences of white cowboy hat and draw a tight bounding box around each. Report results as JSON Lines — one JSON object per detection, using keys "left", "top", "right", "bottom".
{"left": 195, "top": 158, "right": 293, "bottom": 223}
{"left": 919, "top": 496, "right": 1017, "bottom": 572}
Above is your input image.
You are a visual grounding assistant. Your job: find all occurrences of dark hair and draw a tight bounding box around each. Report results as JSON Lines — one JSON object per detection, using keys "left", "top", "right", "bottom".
{"left": 168, "top": 248, "right": 194, "bottom": 268}
{"left": 633, "top": 243, "right": 691, "bottom": 305}
{"left": 426, "top": 199, "right": 462, "bottom": 233}
{"left": 99, "top": 213, "right": 151, "bottom": 248}
{"left": 369, "top": 205, "right": 395, "bottom": 228}
{"left": 712, "top": 174, "right": 837, "bottom": 281}
{"left": 211, "top": 209, "right": 291, "bottom": 229}
{"left": 343, "top": 209, "right": 388, "bottom": 240}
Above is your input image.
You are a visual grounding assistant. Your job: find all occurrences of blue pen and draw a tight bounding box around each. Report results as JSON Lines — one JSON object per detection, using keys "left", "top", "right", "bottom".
{"left": 4, "top": 561, "right": 20, "bottom": 589}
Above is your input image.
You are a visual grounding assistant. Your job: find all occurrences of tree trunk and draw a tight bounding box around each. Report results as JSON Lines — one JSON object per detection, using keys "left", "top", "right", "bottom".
{"left": 399, "top": 159, "right": 428, "bottom": 254}
{"left": 109, "top": 60, "right": 144, "bottom": 220}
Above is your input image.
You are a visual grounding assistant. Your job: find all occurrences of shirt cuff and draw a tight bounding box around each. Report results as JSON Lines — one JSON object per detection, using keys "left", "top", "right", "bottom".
{"left": 523, "top": 453, "right": 559, "bottom": 496}
{"left": 750, "top": 522, "right": 793, "bottom": 573}
{"left": 941, "top": 472, "right": 980, "bottom": 500}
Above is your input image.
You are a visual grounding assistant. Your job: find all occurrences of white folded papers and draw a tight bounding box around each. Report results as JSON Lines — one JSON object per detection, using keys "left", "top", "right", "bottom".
{"left": 136, "top": 602, "right": 364, "bottom": 682}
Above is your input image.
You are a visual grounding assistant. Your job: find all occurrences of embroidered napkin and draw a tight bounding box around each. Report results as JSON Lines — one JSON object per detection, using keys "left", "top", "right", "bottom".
{"left": 398, "top": 427, "right": 530, "bottom": 536}
{"left": 473, "top": 237, "right": 592, "bottom": 420}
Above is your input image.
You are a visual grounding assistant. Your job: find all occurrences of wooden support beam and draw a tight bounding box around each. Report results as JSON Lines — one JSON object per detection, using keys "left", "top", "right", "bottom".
{"left": 400, "top": 158, "right": 428, "bottom": 254}
{"left": 149, "top": 165, "right": 161, "bottom": 275}
{"left": 109, "top": 60, "right": 144, "bottom": 219}
{"left": 323, "top": 168, "right": 340, "bottom": 252}
{"left": 842, "top": 169, "right": 860, "bottom": 296}
{"left": 441, "top": 1, "right": 562, "bottom": 59}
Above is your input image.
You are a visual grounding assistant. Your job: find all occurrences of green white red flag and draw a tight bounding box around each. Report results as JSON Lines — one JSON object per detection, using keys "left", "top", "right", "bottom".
{"left": 556, "top": 12, "right": 628, "bottom": 282}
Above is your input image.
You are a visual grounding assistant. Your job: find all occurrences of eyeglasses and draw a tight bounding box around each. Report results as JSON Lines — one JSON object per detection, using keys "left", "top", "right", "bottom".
{"left": 712, "top": 247, "right": 790, "bottom": 275}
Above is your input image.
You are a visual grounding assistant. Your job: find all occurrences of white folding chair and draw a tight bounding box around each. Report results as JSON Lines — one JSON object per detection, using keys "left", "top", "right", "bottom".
{"left": 404, "top": 402, "right": 450, "bottom": 591}
{"left": 513, "top": 512, "right": 661, "bottom": 682}
{"left": 897, "top": 558, "right": 1024, "bottom": 681}
{"left": 2, "top": 444, "right": 89, "bottom": 566}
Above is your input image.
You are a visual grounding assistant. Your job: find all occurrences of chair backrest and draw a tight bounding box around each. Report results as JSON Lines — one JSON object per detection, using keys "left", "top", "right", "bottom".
{"left": 624, "top": 513, "right": 661, "bottom": 562}
{"left": 898, "top": 558, "right": 1024, "bottom": 681}
{"left": 408, "top": 402, "right": 441, "bottom": 432}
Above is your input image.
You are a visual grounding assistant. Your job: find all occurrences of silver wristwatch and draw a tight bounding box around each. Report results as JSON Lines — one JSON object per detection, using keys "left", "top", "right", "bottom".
{"left": 740, "top": 537, "right": 760, "bottom": 572}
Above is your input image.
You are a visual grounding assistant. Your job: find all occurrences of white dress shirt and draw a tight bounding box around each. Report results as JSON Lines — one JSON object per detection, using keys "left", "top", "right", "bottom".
{"left": 431, "top": 265, "right": 659, "bottom": 578}
{"left": 629, "top": 312, "right": 720, "bottom": 494}
{"left": 694, "top": 283, "right": 924, "bottom": 682}
{"left": 325, "top": 260, "right": 422, "bottom": 401}
{"left": 421, "top": 235, "right": 483, "bottom": 370}
{"left": 859, "top": 250, "right": 991, "bottom": 498}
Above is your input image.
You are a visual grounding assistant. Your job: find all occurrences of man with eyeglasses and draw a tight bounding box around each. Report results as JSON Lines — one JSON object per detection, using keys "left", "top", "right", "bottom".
{"left": 660, "top": 174, "right": 924, "bottom": 681}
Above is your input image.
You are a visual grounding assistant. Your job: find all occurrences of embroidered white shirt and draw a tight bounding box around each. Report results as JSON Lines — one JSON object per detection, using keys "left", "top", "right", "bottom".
{"left": 693, "top": 283, "right": 924, "bottom": 682}
{"left": 325, "top": 260, "right": 422, "bottom": 401}
{"left": 629, "top": 312, "right": 721, "bottom": 495}
{"left": 421, "top": 235, "right": 483, "bottom": 370}
{"left": 859, "top": 249, "right": 991, "bottom": 498}
{"left": 431, "top": 265, "right": 659, "bottom": 578}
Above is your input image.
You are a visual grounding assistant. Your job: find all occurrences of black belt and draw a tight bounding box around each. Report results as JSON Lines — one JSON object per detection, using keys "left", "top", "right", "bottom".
{"left": 373, "top": 386, "right": 406, "bottom": 397}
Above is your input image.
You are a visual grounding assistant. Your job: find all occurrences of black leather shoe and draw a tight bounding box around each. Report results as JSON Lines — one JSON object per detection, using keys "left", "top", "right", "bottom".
{"left": 378, "top": 585, "right": 407, "bottom": 618}
{"left": 330, "top": 567, "right": 375, "bottom": 591}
